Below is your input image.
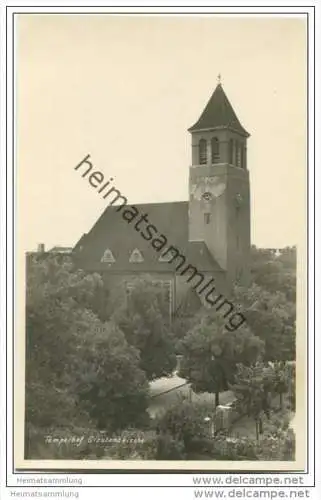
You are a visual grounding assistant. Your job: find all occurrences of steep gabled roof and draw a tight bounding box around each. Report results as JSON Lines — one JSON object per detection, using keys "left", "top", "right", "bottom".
{"left": 188, "top": 83, "right": 249, "bottom": 137}
{"left": 73, "top": 201, "right": 223, "bottom": 273}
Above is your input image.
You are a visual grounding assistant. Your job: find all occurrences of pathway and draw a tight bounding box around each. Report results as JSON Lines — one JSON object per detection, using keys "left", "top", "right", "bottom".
{"left": 148, "top": 374, "right": 235, "bottom": 418}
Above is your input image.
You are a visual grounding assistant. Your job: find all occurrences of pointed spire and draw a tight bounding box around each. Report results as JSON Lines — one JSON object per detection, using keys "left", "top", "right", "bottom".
{"left": 188, "top": 83, "right": 249, "bottom": 137}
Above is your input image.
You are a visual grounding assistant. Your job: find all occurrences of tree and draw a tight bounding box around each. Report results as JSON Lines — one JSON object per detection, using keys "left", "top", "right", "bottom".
{"left": 156, "top": 398, "right": 213, "bottom": 452}
{"left": 26, "top": 253, "right": 105, "bottom": 313}
{"left": 272, "top": 361, "right": 291, "bottom": 410}
{"left": 255, "top": 411, "right": 295, "bottom": 460}
{"left": 245, "top": 247, "right": 296, "bottom": 362}
{"left": 232, "top": 283, "right": 295, "bottom": 362}
{"left": 171, "top": 288, "right": 202, "bottom": 350}
{"left": 112, "top": 276, "right": 177, "bottom": 380}
{"left": 76, "top": 321, "right": 150, "bottom": 431}
{"left": 178, "top": 313, "right": 264, "bottom": 407}
{"left": 288, "top": 362, "right": 296, "bottom": 411}
{"left": 250, "top": 245, "right": 296, "bottom": 302}
{"left": 230, "top": 363, "right": 275, "bottom": 440}
{"left": 25, "top": 255, "right": 150, "bottom": 454}
{"left": 26, "top": 255, "right": 104, "bottom": 430}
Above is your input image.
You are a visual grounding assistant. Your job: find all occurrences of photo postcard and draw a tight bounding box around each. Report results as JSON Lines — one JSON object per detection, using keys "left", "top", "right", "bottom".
{"left": 14, "top": 13, "right": 308, "bottom": 471}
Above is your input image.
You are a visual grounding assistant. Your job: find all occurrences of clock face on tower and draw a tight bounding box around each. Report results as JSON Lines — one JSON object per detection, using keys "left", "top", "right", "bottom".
{"left": 202, "top": 192, "right": 213, "bottom": 202}
{"left": 190, "top": 176, "right": 226, "bottom": 201}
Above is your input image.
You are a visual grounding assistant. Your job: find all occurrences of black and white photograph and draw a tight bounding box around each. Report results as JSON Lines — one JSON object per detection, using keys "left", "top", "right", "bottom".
{"left": 13, "top": 13, "right": 307, "bottom": 471}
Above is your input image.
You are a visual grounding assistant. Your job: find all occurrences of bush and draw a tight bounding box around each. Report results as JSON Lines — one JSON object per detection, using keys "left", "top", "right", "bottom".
{"left": 210, "top": 436, "right": 258, "bottom": 460}
{"left": 155, "top": 434, "right": 186, "bottom": 460}
{"left": 102, "top": 430, "right": 158, "bottom": 460}
{"left": 156, "top": 397, "right": 214, "bottom": 452}
{"left": 256, "top": 428, "right": 295, "bottom": 461}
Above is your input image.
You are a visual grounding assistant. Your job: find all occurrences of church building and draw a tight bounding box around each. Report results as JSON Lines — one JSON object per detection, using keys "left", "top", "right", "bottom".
{"left": 73, "top": 82, "right": 251, "bottom": 314}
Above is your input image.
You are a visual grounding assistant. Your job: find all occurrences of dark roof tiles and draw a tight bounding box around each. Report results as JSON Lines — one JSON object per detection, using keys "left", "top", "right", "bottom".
{"left": 189, "top": 83, "right": 249, "bottom": 137}
{"left": 73, "top": 201, "right": 222, "bottom": 273}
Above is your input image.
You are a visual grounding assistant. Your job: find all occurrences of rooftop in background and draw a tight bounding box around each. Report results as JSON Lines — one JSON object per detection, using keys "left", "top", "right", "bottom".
{"left": 26, "top": 244, "right": 73, "bottom": 255}
{"left": 49, "top": 246, "right": 73, "bottom": 254}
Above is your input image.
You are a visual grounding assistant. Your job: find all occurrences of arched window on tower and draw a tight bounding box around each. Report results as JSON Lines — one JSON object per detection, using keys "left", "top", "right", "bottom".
{"left": 240, "top": 144, "right": 244, "bottom": 169}
{"left": 204, "top": 213, "right": 211, "bottom": 224}
{"left": 199, "top": 139, "right": 207, "bottom": 165}
{"left": 235, "top": 140, "right": 241, "bottom": 168}
{"left": 211, "top": 137, "right": 220, "bottom": 164}
{"left": 241, "top": 144, "right": 247, "bottom": 169}
{"left": 228, "top": 139, "right": 234, "bottom": 165}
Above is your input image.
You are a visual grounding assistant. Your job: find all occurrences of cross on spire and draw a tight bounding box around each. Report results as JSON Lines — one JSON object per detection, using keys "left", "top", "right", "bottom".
{"left": 217, "top": 73, "right": 222, "bottom": 84}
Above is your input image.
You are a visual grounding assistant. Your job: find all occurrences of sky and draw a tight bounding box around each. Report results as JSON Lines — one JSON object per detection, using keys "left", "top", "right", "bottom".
{"left": 17, "top": 15, "right": 307, "bottom": 251}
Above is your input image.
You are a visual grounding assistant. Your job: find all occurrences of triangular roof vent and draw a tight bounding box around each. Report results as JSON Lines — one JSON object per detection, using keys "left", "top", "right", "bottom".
{"left": 101, "top": 248, "right": 115, "bottom": 263}
{"left": 129, "top": 248, "right": 144, "bottom": 263}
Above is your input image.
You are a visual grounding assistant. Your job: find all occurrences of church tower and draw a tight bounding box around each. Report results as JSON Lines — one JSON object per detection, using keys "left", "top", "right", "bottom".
{"left": 188, "top": 80, "right": 251, "bottom": 287}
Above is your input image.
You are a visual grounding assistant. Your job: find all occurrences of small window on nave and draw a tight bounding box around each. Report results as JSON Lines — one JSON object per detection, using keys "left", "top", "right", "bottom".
{"left": 129, "top": 248, "right": 144, "bottom": 263}
{"left": 100, "top": 248, "right": 115, "bottom": 263}
{"left": 235, "top": 267, "right": 243, "bottom": 283}
{"left": 125, "top": 282, "right": 135, "bottom": 295}
{"left": 152, "top": 280, "right": 172, "bottom": 318}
